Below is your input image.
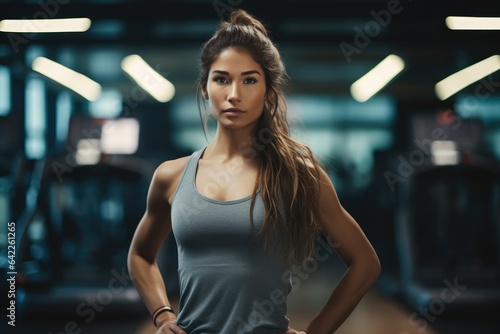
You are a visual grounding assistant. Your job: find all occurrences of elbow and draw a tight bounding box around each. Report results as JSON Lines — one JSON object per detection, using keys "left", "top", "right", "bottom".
{"left": 127, "top": 244, "right": 143, "bottom": 279}
{"left": 127, "top": 243, "right": 156, "bottom": 277}
{"left": 344, "top": 257, "right": 381, "bottom": 288}
{"left": 127, "top": 248, "right": 136, "bottom": 278}
{"left": 367, "top": 252, "right": 381, "bottom": 285}
{"left": 373, "top": 255, "right": 382, "bottom": 280}
{"left": 349, "top": 252, "right": 381, "bottom": 286}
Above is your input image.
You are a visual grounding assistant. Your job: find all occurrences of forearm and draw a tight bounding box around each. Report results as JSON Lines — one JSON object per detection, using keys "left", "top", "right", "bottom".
{"left": 128, "top": 253, "right": 174, "bottom": 317}
{"left": 305, "top": 259, "right": 380, "bottom": 334}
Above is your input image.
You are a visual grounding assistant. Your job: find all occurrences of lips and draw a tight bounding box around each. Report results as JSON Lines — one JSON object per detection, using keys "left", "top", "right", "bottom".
{"left": 223, "top": 108, "right": 244, "bottom": 113}
{"left": 222, "top": 108, "right": 245, "bottom": 117}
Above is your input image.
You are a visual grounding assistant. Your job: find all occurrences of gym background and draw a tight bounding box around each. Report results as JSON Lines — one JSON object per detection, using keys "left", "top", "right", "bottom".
{"left": 1, "top": 0, "right": 499, "bottom": 333}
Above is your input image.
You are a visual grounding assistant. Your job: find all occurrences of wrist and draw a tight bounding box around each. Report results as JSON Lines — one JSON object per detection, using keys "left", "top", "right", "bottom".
{"left": 151, "top": 305, "right": 176, "bottom": 328}
{"left": 154, "top": 311, "right": 177, "bottom": 328}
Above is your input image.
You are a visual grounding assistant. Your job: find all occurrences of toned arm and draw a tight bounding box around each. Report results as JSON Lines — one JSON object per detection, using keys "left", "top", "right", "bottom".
{"left": 127, "top": 157, "right": 189, "bottom": 330}
{"left": 305, "top": 168, "right": 381, "bottom": 334}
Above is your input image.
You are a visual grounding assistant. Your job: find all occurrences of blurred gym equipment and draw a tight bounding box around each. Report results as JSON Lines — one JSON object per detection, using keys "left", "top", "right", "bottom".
{"left": 14, "top": 115, "right": 155, "bottom": 322}
{"left": 394, "top": 112, "right": 500, "bottom": 316}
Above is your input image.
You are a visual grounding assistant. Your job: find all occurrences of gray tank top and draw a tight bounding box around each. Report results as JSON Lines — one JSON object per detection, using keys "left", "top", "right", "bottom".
{"left": 171, "top": 147, "right": 292, "bottom": 334}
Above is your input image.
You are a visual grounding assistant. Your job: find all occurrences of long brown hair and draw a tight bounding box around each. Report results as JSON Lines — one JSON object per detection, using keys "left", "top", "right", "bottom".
{"left": 196, "top": 9, "right": 324, "bottom": 266}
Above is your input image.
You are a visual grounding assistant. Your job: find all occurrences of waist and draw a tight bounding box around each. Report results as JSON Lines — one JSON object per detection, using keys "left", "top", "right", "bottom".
{"left": 177, "top": 265, "right": 291, "bottom": 334}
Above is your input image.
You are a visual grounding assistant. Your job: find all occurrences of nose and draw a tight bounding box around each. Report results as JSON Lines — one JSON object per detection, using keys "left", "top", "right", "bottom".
{"left": 228, "top": 82, "right": 241, "bottom": 103}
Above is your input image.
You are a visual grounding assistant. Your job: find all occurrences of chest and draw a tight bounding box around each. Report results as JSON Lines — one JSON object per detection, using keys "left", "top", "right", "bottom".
{"left": 195, "top": 158, "right": 258, "bottom": 202}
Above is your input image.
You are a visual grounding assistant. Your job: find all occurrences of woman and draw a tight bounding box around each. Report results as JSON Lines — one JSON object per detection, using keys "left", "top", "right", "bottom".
{"left": 127, "top": 9, "right": 380, "bottom": 334}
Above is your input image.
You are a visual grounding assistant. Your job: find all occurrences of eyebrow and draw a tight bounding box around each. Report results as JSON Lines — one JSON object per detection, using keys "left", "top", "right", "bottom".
{"left": 211, "top": 70, "right": 262, "bottom": 76}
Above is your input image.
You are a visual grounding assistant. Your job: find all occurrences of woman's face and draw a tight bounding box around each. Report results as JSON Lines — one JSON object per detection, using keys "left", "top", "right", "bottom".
{"left": 205, "top": 47, "right": 267, "bottom": 131}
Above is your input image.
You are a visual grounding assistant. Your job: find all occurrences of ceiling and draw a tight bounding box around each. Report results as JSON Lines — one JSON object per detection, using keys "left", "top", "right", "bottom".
{"left": 1, "top": 0, "right": 500, "bottom": 105}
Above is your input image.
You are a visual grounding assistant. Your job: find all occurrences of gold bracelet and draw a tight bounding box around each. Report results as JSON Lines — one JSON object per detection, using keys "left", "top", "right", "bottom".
{"left": 151, "top": 305, "right": 175, "bottom": 327}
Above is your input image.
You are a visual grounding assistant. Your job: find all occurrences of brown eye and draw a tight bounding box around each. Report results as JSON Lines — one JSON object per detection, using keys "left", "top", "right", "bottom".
{"left": 214, "top": 77, "right": 227, "bottom": 84}
{"left": 244, "top": 78, "right": 257, "bottom": 84}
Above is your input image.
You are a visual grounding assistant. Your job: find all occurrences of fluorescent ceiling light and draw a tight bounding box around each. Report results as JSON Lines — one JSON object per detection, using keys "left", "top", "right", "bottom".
{"left": 0, "top": 18, "right": 91, "bottom": 33}
{"left": 32, "top": 56, "right": 101, "bottom": 101}
{"left": 435, "top": 55, "right": 500, "bottom": 100}
{"left": 121, "top": 54, "right": 175, "bottom": 103}
{"left": 350, "top": 54, "right": 405, "bottom": 103}
{"left": 446, "top": 16, "right": 500, "bottom": 30}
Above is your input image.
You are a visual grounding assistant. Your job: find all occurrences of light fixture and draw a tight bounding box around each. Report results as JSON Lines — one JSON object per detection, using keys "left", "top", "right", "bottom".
{"left": 350, "top": 54, "right": 405, "bottom": 103}
{"left": 0, "top": 18, "right": 91, "bottom": 33}
{"left": 76, "top": 139, "right": 100, "bottom": 165}
{"left": 431, "top": 140, "right": 459, "bottom": 165}
{"left": 100, "top": 118, "right": 140, "bottom": 154}
{"left": 32, "top": 56, "right": 102, "bottom": 101}
{"left": 435, "top": 55, "right": 500, "bottom": 100}
{"left": 121, "top": 54, "right": 175, "bottom": 103}
{"left": 446, "top": 16, "right": 500, "bottom": 30}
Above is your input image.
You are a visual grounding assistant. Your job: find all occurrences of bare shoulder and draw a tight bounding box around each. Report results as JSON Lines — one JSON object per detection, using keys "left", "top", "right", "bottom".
{"left": 153, "top": 155, "right": 191, "bottom": 203}
{"left": 155, "top": 155, "right": 191, "bottom": 181}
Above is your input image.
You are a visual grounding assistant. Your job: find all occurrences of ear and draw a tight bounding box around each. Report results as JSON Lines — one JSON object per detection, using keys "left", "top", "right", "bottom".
{"left": 265, "top": 87, "right": 276, "bottom": 102}
{"left": 202, "top": 88, "right": 209, "bottom": 100}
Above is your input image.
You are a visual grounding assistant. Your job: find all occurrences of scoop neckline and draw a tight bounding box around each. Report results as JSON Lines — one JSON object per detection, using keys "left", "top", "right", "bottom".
{"left": 192, "top": 146, "right": 256, "bottom": 205}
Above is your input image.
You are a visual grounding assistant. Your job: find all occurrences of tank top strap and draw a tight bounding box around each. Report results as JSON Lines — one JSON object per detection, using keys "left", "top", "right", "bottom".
{"left": 185, "top": 146, "right": 206, "bottom": 178}
{"left": 171, "top": 146, "right": 207, "bottom": 204}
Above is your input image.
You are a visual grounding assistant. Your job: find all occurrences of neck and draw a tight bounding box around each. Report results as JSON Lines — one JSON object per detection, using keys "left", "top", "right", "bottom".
{"left": 206, "top": 125, "right": 261, "bottom": 160}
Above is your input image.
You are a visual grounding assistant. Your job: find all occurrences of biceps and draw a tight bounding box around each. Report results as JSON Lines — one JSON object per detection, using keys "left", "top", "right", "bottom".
{"left": 318, "top": 179, "right": 375, "bottom": 265}
{"left": 130, "top": 209, "right": 172, "bottom": 261}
